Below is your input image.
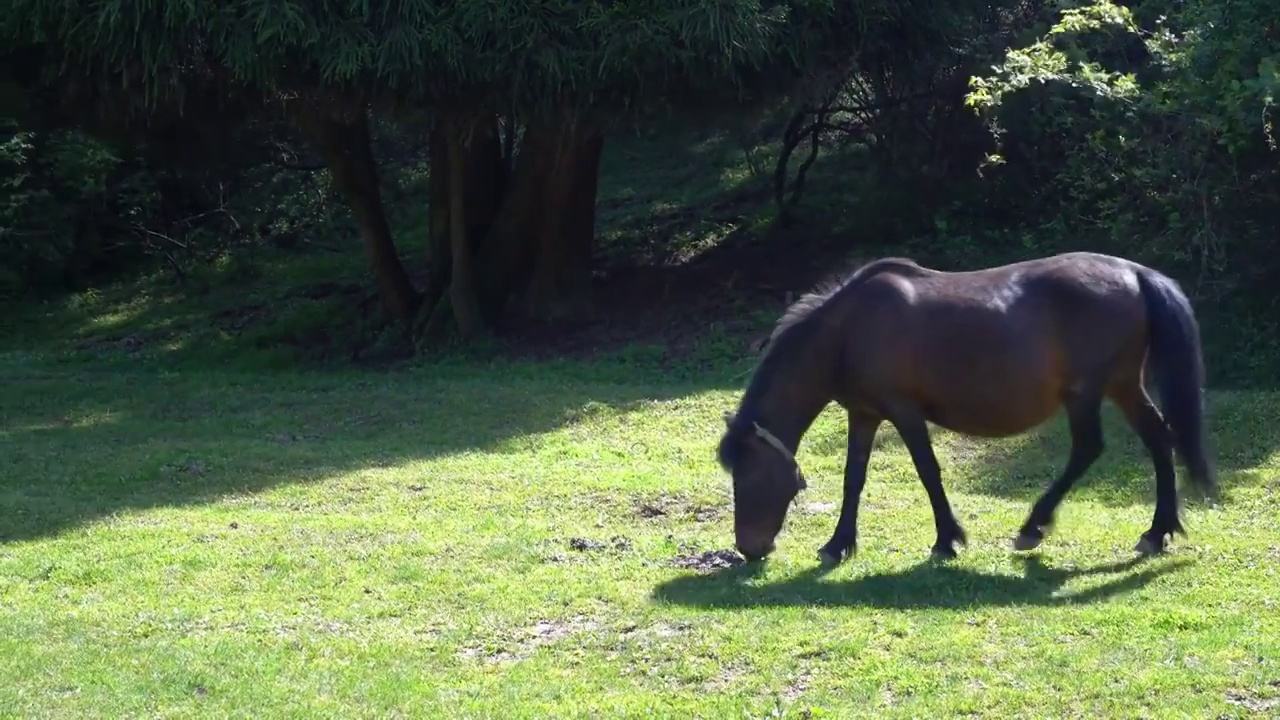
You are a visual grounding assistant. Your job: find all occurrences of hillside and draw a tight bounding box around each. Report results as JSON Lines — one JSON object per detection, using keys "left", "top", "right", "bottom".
{"left": 5, "top": 119, "right": 1273, "bottom": 388}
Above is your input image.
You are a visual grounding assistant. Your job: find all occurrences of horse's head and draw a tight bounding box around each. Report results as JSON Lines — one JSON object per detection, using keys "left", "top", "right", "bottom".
{"left": 717, "top": 413, "right": 807, "bottom": 561}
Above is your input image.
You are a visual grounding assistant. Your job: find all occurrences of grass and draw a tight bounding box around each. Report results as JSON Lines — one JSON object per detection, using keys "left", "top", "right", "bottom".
{"left": 3, "top": 118, "right": 1279, "bottom": 717}
{"left": 2, "top": 342, "right": 1279, "bottom": 718}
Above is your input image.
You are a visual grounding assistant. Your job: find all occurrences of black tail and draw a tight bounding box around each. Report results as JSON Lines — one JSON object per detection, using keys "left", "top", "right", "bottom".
{"left": 1134, "top": 266, "right": 1217, "bottom": 498}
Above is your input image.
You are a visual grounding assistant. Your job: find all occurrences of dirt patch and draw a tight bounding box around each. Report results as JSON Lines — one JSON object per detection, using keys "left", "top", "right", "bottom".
{"left": 690, "top": 505, "right": 722, "bottom": 522}
{"left": 526, "top": 617, "right": 589, "bottom": 644}
{"left": 457, "top": 614, "right": 600, "bottom": 666}
{"left": 650, "top": 621, "right": 693, "bottom": 639}
{"left": 567, "top": 535, "right": 633, "bottom": 553}
{"left": 672, "top": 549, "right": 745, "bottom": 572}
{"left": 637, "top": 501, "right": 670, "bottom": 519}
{"left": 614, "top": 620, "right": 693, "bottom": 642}
{"left": 704, "top": 663, "right": 750, "bottom": 692}
{"left": 1226, "top": 683, "right": 1280, "bottom": 714}
{"left": 456, "top": 645, "right": 521, "bottom": 665}
{"left": 783, "top": 667, "right": 815, "bottom": 701}
{"left": 634, "top": 494, "right": 725, "bottom": 523}
{"left": 547, "top": 535, "right": 634, "bottom": 561}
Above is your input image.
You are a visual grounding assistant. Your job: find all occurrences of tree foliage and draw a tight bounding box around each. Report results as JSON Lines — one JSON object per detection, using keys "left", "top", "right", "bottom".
{"left": 768, "top": 0, "right": 1035, "bottom": 223}
{"left": 967, "top": 0, "right": 1280, "bottom": 286}
{"left": 5, "top": 0, "right": 1278, "bottom": 375}
{"left": 4, "top": 0, "right": 896, "bottom": 337}
{"left": 3, "top": 0, "right": 870, "bottom": 119}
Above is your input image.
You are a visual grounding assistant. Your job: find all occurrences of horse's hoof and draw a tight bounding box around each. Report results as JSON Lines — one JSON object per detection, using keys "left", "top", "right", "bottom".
{"left": 929, "top": 546, "right": 958, "bottom": 562}
{"left": 817, "top": 546, "right": 849, "bottom": 565}
{"left": 1134, "top": 535, "right": 1166, "bottom": 555}
{"left": 1013, "top": 532, "right": 1042, "bottom": 552}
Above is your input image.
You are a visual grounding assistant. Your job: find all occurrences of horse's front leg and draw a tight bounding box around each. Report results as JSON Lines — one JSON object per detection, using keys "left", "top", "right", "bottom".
{"left": 818, "top": 413, "right": 881, "bottom": 565}
{"left": 889, "top": 408, "right": 967, "bottom": 559}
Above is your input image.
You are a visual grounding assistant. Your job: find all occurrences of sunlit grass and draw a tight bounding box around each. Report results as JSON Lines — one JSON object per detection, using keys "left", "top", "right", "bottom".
{"left": 2, "top": 119, "right": 1277, "bottom": 717}
{"left": 1, "top": 355, "right": 1277, "bottom": 718}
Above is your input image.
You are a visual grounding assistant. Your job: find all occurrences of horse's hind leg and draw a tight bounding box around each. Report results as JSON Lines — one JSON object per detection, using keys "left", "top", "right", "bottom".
{"left": 1108, "top": 378, "right": 1183, "bottom": 554}
{"left": 1014, "top": 388, "right": 1105, "bottom": 551}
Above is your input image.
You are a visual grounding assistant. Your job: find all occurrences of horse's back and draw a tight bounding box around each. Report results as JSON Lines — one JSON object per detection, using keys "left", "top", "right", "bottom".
{"left": 997, "top": 253, "right": 1150, "bottom": 363}
{"left": 868, "top": 251, "right": 1146, "bottom": 350}
{"left": 845, "top": 252, "right": 1150, "bottom": 436}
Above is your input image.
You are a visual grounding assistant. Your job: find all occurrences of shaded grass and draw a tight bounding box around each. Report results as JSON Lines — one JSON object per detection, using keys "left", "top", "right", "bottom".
{"left": 594, "top": 120, "right": 777, "bottom": 265}
{"left": 0, "top": 120, "right": 799, "bottom": 373}
{"left": 2, "top": 349, "right": 1278, "bottom": 718}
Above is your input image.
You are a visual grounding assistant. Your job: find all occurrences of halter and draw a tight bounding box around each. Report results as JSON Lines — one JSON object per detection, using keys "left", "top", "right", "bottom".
{"left": 751, "top": 421, "right": 807, "bottom": 490}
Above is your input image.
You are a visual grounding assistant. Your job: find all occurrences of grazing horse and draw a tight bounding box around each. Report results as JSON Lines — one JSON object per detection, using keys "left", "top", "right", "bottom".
{"left": 717, "top": 251, "right": 1217, "bottom": 563}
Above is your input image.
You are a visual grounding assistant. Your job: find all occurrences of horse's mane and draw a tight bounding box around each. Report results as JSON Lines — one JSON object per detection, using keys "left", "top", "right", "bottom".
{"left": 758, "top": 256, "right": 920, "bottom": 361}
{"left": 719, "top": 256, "right": 919, "bottom": 470}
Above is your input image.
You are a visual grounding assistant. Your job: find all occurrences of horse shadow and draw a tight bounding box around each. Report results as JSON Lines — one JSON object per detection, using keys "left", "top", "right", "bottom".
{"left": 651, "top": 554, "right": 1191, "bottom": 611}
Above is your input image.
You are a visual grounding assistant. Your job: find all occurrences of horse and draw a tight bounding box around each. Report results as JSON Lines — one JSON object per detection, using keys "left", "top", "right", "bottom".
{"left": 716, "top": 251, "right": 1217, "bottom": 563}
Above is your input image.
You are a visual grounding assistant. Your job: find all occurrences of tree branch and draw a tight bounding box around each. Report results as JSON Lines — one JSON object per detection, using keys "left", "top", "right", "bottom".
{"left": 799, "top": 90, "right": 939, "bottom": 118}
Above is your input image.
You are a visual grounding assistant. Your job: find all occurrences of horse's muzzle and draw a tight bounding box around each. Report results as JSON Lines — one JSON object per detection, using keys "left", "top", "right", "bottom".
{"left": 736, "top": 541, "right": 776, "bottom": 562}
{"left": 735, "top": 526, "right": 778, "bottom": 562}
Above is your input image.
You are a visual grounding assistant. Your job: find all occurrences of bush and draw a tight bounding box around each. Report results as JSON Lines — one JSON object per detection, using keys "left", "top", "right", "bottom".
{"left": 0, "top": 121, "right": 160, "bottom": 296}
{"left": 966, "top": 0, "right": 1280, "bottom": 295}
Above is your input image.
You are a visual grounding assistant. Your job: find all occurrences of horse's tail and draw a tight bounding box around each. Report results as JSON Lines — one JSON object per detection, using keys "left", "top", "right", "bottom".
{"left": 1134, "top": 266, "right": 1217, "bottom": 498}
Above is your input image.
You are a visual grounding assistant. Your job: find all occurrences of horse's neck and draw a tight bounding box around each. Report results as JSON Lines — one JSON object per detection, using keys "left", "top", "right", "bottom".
{"left": 750, "top": 334, "right": 839, "bottom": 451}
{"left": 754, "top": 388, "right": 830, "bottom": 453}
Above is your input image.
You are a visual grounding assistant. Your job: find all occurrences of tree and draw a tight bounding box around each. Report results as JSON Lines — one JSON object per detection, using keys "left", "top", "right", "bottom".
{"left": 965, "top": 0, "right": 1280, "bottom": 284}
{"left": 3, "top": 0, "right": 875, "bottom": 341}
{"left": 766, "top": 0, "right": 1034, "bottom": 224}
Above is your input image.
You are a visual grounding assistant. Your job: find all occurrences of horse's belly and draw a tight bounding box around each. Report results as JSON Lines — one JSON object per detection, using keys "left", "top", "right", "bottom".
{"left": 920, "top": 369, "right": 1063, "bottom": 438}
{"left": 930, "top": 406, "right": 1059, "bottom": 437}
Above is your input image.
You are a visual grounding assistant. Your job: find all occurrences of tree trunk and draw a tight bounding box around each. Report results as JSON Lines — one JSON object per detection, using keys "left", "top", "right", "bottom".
{"left": 523, "top": 117, "right": 604, "bottom": 320}
{"left": 425, "top": 122, "right": 452, "bottom": 311}
{"left": 293, "top": 106, "right": 420, "bottom": 322}
{"left": 416, "top": 109, "right": 605, "bottom": 343}
{"left": 472, "top": 116, "right": 565, "bottom": 320}
{"left": 445, "top": 123, "right": 485, "bottom": 338}
{"left": 424, "top": 117, "right": 505, "bottom": 321}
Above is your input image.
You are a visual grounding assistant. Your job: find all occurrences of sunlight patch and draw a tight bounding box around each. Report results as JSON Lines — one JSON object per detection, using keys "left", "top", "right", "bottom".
{"left": 4, "top": 409, "right": 124, "bottom": 437}
{"left": 77, "top": 301, "right": 150, "bottom": 334}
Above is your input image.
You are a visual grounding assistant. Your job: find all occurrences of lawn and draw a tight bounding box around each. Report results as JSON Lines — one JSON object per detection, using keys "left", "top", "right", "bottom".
{"left": 2, "top": 120, "right": 1278, "bottom": 717}
{"left": 2, "top": 345, "right": 1278, "bottom": 719}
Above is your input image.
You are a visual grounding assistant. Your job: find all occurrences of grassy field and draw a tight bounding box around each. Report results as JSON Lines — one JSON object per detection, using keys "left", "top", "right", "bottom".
{"left": 2, "top": 121, "right": 1278, "bottom": 717}
{"left": 3, "top": 341, "right": 1279, "bottom": 717}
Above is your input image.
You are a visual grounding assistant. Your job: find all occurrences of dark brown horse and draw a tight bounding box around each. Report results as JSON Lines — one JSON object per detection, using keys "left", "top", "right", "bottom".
{"left": 717, "top": 251, "right": 1216, "bottom": 563}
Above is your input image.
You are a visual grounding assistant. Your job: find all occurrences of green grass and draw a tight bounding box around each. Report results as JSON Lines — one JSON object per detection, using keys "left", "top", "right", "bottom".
{"left": 3, "top": 116, "right": 1278, "bottom": 716}
{"left": 2, "top": 345, "right": 1278, "bottom": 718}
